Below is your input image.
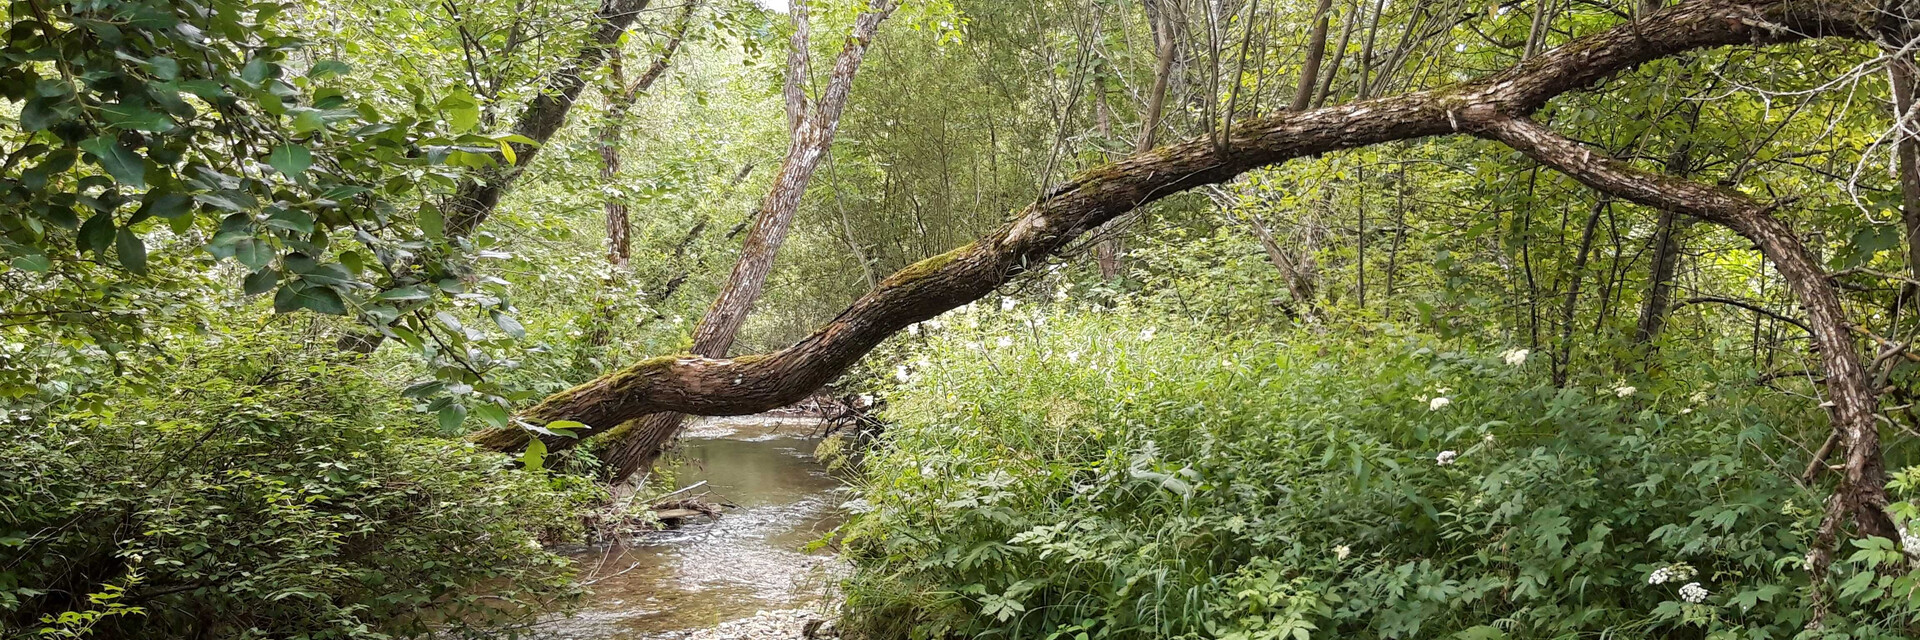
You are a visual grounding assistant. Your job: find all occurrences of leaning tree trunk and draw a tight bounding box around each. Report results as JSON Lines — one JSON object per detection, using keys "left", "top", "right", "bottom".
{"left": 446, "top": 0, "right": 654, "bottom": 237}
{"left": 469, "top": 0, "right": 1893, "bottom": 546}
{"left": 340, "top": 0, "right": 657, "bottom": 353}
{"left": 597, "top": 0, "right": 899, "bottom": 483}
{"left": 1291, "top": 0, "right": 1334, "bottom": 111}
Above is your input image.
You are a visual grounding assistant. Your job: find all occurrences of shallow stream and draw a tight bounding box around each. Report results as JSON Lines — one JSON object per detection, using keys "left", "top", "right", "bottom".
{"left": 538, "top": 415, "right": 847, "bottom": 639}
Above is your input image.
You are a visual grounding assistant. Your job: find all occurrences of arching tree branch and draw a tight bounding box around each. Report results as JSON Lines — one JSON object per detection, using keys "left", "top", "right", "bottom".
{"left": 1466, "top": 113, "right": 1895, "bottom": 556}
{"left": 472, "top": 0, "right": 1868, "bottom": 451}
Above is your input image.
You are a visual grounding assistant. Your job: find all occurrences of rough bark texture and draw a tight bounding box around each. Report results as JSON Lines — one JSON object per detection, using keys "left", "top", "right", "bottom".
{"left": 1891, "top": 52, "right": 1920, "bottom": 296}
{"left": 596, "top": 0, "right": 898, "bottom": 482}
{"left": 1292, "top": 0, "right": 1335, "bottom": 111}
{"left": 477, "top": 0, "right": 1885, "bottom": 536}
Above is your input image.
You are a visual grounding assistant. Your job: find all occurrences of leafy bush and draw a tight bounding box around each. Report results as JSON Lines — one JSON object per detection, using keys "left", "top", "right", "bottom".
{"left": 0, "top": 332, "right": 598, "bottom": 639}
{"left": 839, "top": 308, "right": 1920, "bottom": 639}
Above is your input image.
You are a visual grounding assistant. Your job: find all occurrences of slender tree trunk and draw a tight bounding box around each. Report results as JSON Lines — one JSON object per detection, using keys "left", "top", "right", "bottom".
{"left": 1313, "top": 0, "right": 1360, "bottom": 108}
{"left": 599, "top": 0, "right": 898, "bottom": 483}
{"left": 600, "top": 0, "right": 699, "bottom": 269}
{"left": 1098, "top": 4, "right": 1180, "bottom": 280}
{"left": 1554, "top": 199, "right": 1606, "bottom": 386}
{"left": 1633, "top": 103, "right": 1699, "bottom": 347}
{"left": 1385, "top": 162, "right": 1407, "bottom": 298}
{"left": 1890, "top": 51, "right": 1920, "bottom": 303}
{"left": 1291, "top": 0, "right": 1334, "bottom": 111}
{"left": 1355, "top": 165, "right": 1367, "bottom": 309}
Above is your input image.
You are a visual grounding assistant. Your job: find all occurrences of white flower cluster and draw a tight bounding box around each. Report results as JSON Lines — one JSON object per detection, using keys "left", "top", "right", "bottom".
{"left": 1334, "top": 545, "right": 1351, "bottom": 560}
{"left": 1678, "top": 582, "right": 1710, "bottom": 603}
{"left": 1647, "top": 563, "right": 1695, "bottom": 585}
{"left": 1615, "top": 385, "right": 1637, "bottom": 398}
{"left": 1436, "top": 450, "right": 1459, "bottom": 466}
{"left": 1428, "top": 397, "right": 1452, "bottom": 411}
{"left": 1502, "top": 348, "right": 1529, "bottom": 366}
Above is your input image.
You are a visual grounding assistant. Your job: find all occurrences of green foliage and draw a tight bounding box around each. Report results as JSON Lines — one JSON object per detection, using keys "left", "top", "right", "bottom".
{"left": 0, "top": 331, "right": 597, "bottom": 638}
{"left": 839, "top": 309, "right": 1920, "bottom": 639}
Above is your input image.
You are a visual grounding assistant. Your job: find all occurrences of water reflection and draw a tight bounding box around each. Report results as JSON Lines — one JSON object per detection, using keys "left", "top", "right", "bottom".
{"left": 538, "top": 416, "right": 846, "bottom": 639}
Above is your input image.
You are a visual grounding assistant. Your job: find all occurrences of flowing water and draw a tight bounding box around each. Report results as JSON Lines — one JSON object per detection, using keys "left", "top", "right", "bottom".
{"left": 537, "top": 416, "right": 848, "bottom": 639}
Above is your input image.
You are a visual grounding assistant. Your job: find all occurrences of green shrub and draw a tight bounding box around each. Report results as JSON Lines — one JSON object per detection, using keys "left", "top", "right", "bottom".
{"left": 0, "top": 332, "right": 598, "bottom": 639}
{"left": 839, "top": 308, "right": 1920, "bottom": 639}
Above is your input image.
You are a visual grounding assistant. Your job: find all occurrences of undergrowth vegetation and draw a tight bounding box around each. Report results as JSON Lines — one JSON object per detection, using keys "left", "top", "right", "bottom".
{"left": 0, "top": 332, "right": 597, "bottom": 638}
{"left": 838, "top": 307, "right": 1920, "bottom": 639}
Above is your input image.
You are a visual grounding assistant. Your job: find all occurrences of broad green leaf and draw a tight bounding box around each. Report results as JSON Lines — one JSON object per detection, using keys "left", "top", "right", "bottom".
{"left": 79, "top": 136, "right": 146, "bottom": 189}
{"left": 114, "top": 229, "right": 147, "bottom": 274}
{"left": 419, "top": 206, "right": 445, "bottom": 240}
{"left": 272, "top": 282, "right": 347, "bottom": 315}
{"left": 519, "top": 437, "right": 547, "bottom": 472}
{"left": 267, "top": 144, "right": 312, "bottom": 178}
{"left": 243, "top": 268, "right": 278, "bottom": 295}
{"left": 376, "top": 286, "right": 431, "bottom": 301}
{"left": 78, "top": 212, "right": 116, "bottom": 256}
{"left": 102, "top": 102, "right": 173, "bottom": 132}
{"left": 492, "top": 310, "right": 526, "bottom": 339}
{"left": 470, "top": 403, "right": 509, "bottom": 428}
{"left": 139, "top": 192, "right": 192, "bottom": 219}
{"left": 438, "top": 403, "right": 467, "bottom": 432}
{"left": 308, "top": 60, "right": 351, "bottom": 79}
{"left": 11, "top": 255, "right": 51, "bottom": 272}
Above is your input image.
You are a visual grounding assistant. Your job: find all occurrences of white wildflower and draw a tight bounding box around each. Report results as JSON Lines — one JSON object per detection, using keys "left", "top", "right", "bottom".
{"left": 1502, "top": 348, "right": 1529, "bottom": 366}
{"left": 1482, "top": 433, "right": 1496, "bottom": 445}
{"left": 1429, "top": 397, "right": 1452, "bottom": 411}
{"left": 1222, "top": 359, "right": 1234, "bottom": 368}
{"left": 1001, "top": 297, "right": 1017, "bottom": 311}
{"left": 1334, "top": 545, "right": 1351, "bottom": 561}
{"left": 895, "top": 365, "right": 912, "bottom": 383}
{"left": 858, "top": 394, "right": 875, "bottom": 407}
{"left": 1615, "top": 385, "right": 1637, "bottom": 398}
{"left": 996, "top": 336, "right": 1014, "bottom": 349}
{"left": 908, "top": 323, "right": 921, "bottom": 336}
{"left": 1678, "top": 582, "right": 1709, "bottom": 603}
{"left": 1436, "top": 450, "right": 1459, "bottom": 465}
{"left": 1139, "top": 326, "right": 1157, "bottom": 342}
{"left": 1649, "top": 563, "right": 1695, "bottom": 585}
{"left": 1066, "top": 351, "right": 1081, "bottom": 364}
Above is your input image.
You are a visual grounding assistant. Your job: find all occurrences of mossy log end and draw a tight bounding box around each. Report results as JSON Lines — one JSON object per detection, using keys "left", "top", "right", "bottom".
{"left": 471, "top": 0, "right": 1870, "bottom": 456}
